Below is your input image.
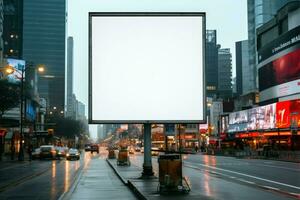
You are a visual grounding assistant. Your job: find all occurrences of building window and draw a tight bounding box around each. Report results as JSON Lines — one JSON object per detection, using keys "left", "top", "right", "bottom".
{"left": 207, "top": 86, "right": 216, "bottom": 91}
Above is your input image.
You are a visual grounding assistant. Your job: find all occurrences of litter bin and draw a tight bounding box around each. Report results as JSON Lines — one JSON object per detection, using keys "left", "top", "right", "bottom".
{"left": 117, "top": 148, "right": 130, "bottom": 166}
{"left": 158, "top": 154, "right": 182, "bottom": 191}
{"left": 108, "top": 149, "right": 116, "bottom": 159}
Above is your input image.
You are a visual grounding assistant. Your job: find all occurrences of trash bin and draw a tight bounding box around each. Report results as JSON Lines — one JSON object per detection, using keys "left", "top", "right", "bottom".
{"left": 108, "top": 149, "right": 116, "bottom": 159}
{"left": 158, "top": 154, "right": 182, "bottom": 191}
{"left": 117, "top": 148, "right": 130, "bottom": 166}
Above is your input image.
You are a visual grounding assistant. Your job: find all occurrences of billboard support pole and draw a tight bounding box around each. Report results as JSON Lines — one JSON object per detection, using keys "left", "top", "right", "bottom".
{"left": 142, "top": 123, "right": 154, "bottom": 177}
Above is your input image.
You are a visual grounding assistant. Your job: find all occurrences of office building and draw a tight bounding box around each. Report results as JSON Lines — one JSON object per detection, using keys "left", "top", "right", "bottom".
{"left": 66, "top": 37, "right": 74, "bottom": 118}
{"left": 205, "top": 30, "right": 219, "bottom": 98}
{"left": 247, "top": 0, "right": 295, "bottom": 91}
{"left": 235, "top": 40, "right": 252, "bottom": 95}
{"left": 257, "top": 1, "right": 300, "bottom": 103}
{"left": 22, "top": 0, "right": 66, "bottom": 112}
{"left": 3, "top": 0, "right": 22, "bottom": 59}
{"left": 218, "top": 48, "right": 232, "bottom": 99}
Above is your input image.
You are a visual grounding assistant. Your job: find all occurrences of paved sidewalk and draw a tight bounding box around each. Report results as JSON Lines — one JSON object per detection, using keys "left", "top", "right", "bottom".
{"left": 107, "top": 156, "right": 298, "bottom": 200}
{"left": 65, "top": 156, "right": 137, "bottom": 200}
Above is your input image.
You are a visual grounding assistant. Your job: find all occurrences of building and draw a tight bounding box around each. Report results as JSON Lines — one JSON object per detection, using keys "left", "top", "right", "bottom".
{"left": 76, "top": 100, "right": 85, "bottom": 121}
{"left": 256, "top": 1, "right": 300, "bottom": 103}
{"left": 66, "top": 37, "right": 74, "bottom": 118}
{"left": 205, "top": 30, "right": 219, "bottom": 98}
{"left": 247, "top": 0, "right": 294, "bottom": 91}
{"left": 235, "top": 40, "right": 252, "bottom": 96}
{"left": 22, "top": 0, "right": 66, "bottom": 112}
{"left": 0, "top": 0, "right": 3, "bottom": 61}
{"left": 3, "top": 0, "right": 22, "bottom": 59}
{"left": 218, "top": 48, "right": 232, "bottom": 99}
{"left": 97, "top": 125, "right": 105, "bottom": 140}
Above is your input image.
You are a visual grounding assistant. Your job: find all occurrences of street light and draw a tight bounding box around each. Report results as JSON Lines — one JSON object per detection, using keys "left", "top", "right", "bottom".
{"left": 5, "top": 64, "right": 45, "bottom": 161}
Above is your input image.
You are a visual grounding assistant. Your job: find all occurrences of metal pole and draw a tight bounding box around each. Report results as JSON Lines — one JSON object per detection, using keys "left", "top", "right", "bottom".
{"left": 18, "top": 67, "right": 24, "bottom": 161}
{"left": 142, "top": 123, "right": 153, "bottom": 176}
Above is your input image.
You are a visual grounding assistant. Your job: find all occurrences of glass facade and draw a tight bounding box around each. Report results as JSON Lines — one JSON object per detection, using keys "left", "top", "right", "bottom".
{"left": 22, "top": 0, "right": 66, "bottom": 111}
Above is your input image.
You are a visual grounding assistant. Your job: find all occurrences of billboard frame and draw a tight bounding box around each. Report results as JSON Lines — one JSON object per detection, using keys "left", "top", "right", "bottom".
{"left": 88, "top": 12, "right": 206, "bottom": 124}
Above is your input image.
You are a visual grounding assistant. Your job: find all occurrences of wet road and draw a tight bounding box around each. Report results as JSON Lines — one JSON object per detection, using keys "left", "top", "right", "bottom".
{"left": 130, "top": 153, "right": 300, "bottom": 199}
{"left": 0, "top": 154, "right": 90, "bottom": 200}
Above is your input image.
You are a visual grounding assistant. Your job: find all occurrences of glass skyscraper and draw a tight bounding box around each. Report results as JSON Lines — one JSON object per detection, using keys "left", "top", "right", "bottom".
{"left": 23, "top": 0, "right": 66, "bottom": 112}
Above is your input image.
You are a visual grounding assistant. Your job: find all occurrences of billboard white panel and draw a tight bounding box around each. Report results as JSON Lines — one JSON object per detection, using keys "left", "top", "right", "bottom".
{"left": 89, "top": 13, "right": 205, "bottom": 123}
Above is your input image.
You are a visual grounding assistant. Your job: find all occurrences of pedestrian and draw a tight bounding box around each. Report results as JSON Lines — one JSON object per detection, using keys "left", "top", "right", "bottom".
{"left": 28, "top": 144, "right": 33, "bottom": 161}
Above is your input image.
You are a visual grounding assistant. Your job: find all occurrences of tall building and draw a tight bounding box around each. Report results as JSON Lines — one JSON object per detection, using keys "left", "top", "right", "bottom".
{"left": 0, "top": 0, "right": 3, "bottom": 61}
{"left": 22, "top": 0, "right": 66, "bottom": 112}
{"left": 247, "top": 0, "right": 294, "bottom": 91}
{"left": 97, "top": 125, "right": 105, "bottom": 140}
{"left": 218, "top": 48, "right": 232, "bottom": 99}
{"left": 66, "top": 37, "right": 74, "bottom": 118}
{"left": 76, "top": 100, "right": 85, "bottom": 121}
{"left": 257, "top": 1, "right": 300, "bottom": 103}
{"left": 205, "top": 30, "right": 219, "bottom": 98}
{"left": 235, "top": 40, "right": 251, "bottom": 95}
{"left": 3, "top": 0, "right": 22, "bottom": 59}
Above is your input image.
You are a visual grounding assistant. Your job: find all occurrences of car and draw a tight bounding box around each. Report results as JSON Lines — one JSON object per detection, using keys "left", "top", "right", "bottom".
{"left": 40, "top": 145, "right": 56, "bottom": 160}
{"left": 151, "top": 147, "right": 159, "bottom": 156}
{"left": 85, "top": 144, "right": 91, "bottom": 151}
{"left": 32, "top": 148, "right": 41, "bottom": 160}
{"left": 56, "top": 146, "right": 68, "bottom": 158}
{"left": 66, "top": 148, "right": 80, "bottom": 160}
{"left": 129, "top": 148, "right": 135, "bottom": 154}
{"left": 90, "top": 144, "right": 99, "bottom": 154}
{"left": 135, "top": 146, "right": 141, "bottom": 152}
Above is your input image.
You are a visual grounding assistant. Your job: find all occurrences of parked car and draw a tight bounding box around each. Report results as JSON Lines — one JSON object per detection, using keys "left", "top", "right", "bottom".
{"left": 32, "top": 148, "right": 41, "bottom": 160}
{"left": 90, "top": 144, "right": 99, "bottom": 154}
{"left": 66, "top": 148, "right": 80, "bottom": 160}
{"left": 40, "top": 145, "right": 56, "bottom": 160}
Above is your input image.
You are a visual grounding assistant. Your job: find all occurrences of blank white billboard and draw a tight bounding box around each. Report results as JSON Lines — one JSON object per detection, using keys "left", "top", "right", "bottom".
{"left": 89, "top": 13, "right": 205, "bottom": 123}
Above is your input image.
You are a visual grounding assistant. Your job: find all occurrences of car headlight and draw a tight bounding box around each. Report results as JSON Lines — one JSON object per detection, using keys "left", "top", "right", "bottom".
{"left": 75, "top": 153, "right": 79, "bottom": 155}
{"left": 66, "top": 153, "right": 69, "bottom": 157}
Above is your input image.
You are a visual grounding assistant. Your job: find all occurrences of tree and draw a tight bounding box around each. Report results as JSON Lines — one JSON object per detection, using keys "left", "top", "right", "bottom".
{"left": 0, "top": 79, "right": 20, "bottom": 118}
{"left": 54, "top": 117, "right": 86, "bottom": 138}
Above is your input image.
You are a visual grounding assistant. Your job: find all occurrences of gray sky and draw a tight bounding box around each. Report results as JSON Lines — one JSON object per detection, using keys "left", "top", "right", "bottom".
{"left": 67, "top": 0, "right": 248, "bottom": 138}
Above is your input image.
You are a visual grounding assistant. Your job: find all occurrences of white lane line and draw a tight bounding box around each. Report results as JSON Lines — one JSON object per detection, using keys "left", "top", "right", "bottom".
{"left": 263, "top": 186, "right": 280, "bottom": 190}
{"left": 237, "top": 179, "right": 255, "bottom": 184}
{"left": 185, "top": 161, "right": 300, "bottom": 191}
{"left": 257, "top": 164, "right": 300, "bottom": 172}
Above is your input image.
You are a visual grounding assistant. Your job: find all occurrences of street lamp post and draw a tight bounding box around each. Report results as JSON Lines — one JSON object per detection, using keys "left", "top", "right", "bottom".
{"left": 18, "top": 66, "right": 25, "bottom": 161}
{"left": 4, "top": 64, "right": 45, "bottom": 161}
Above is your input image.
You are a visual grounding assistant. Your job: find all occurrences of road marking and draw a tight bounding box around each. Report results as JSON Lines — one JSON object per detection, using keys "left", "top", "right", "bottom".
{"left": 184, "top": 161, "right": 300, "bottom": 191}
{"left": 263, "top": 186, "right": 280, "bottom": 190}
{"left": 237, "top": 179, "right": 255, "bottom": 184}
{"left": 257, "top": 164, "right": 300, "bottom": 172}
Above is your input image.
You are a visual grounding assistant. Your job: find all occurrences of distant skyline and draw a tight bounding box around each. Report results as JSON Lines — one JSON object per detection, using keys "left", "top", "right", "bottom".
{"left": 67, "top": 0, "right": 247, "bottom": 138}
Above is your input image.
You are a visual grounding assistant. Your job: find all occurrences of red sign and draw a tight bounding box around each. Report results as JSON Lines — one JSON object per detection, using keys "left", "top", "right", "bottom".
{"left": 0, "top": 130, "right": 7, "bottom": 137}
{"left": 276, "top": 101, "right": 291, "bottom": 128}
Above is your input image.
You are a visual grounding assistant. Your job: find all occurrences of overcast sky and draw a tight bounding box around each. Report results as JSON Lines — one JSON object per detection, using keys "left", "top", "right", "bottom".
{"left": 67, "top": 0, "right": 248, "bottom": 138}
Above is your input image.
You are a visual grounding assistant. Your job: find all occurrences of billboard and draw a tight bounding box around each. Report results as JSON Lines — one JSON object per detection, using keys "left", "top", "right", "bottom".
{"left": 6, "top": 58, "right": 26, "bottom": 83}
{"left": 89, "top": 13, "right": 205, "bottom": 123}
{"left": 258, "top": 26, "right": 300, "bottom": 102}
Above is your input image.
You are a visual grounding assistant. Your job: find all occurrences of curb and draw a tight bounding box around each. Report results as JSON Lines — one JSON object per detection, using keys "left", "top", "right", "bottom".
{"left": 106, "top": 158, "right": 148, "bottom": 200}
{"left": 128, "top": 180, "right": 147, "bottom": 200}
{"left": 105, "top": 158, "right": 127, "bottom": 185}
{"left": 57, "top": 164, "right": 84, "bottom": 200}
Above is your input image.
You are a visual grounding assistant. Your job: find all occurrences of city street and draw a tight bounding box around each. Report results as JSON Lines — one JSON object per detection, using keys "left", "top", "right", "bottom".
{"left": 0, "top": 154, "right": 84, "bottom": 199}
{"left": 129, "top": 152, "right": 300, "bottom": 199}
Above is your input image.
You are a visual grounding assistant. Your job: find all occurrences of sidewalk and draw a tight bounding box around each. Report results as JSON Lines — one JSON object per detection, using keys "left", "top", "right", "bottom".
{"left": 106, "top": 158, "right": 214, "bottom": 200}
{"left": 63, "top": 156, "right": 137, "bottom": 200}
